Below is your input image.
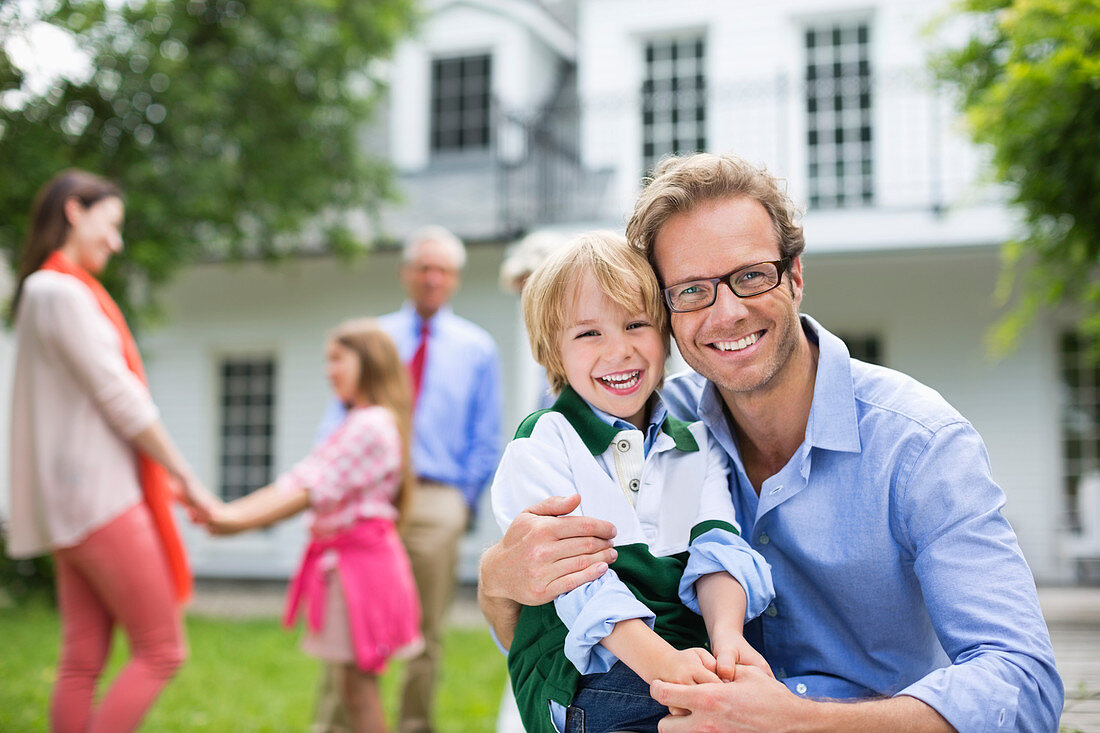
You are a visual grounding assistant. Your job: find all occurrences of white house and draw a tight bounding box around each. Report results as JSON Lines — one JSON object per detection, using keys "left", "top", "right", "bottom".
{"left": 2, "top": 0, "right": 1095, "bottom": 584}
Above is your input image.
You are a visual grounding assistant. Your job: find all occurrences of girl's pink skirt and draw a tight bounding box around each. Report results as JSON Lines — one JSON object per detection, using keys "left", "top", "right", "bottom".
{"left": 285, "top": 518, "right": 422, "bottom": 673}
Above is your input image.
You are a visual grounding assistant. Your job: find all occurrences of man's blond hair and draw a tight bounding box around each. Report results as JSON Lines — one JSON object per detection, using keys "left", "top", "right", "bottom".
{"left": 521, "top": 231, "right": 670, "bottom": 394}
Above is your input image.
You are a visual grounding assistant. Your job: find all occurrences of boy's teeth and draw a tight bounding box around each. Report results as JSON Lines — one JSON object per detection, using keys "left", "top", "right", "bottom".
{"left": 715, "top": 332, "right": 760, "bottom": 352}
{"left": 600, "top": 371, "right": 640, "bottom": 390}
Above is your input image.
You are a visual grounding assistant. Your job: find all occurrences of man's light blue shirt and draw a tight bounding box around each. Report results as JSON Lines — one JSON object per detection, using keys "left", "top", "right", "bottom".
{"left": 317, "top": 303, "right": 502, "bottom": 507}
{"left": 662, "top": 315, "right": 1062, "bottom": 733}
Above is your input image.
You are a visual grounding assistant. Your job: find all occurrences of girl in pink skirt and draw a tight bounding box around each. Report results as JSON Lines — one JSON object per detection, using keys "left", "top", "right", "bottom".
{"left": 207, "top": 318, "right": 422, "bottom": 733}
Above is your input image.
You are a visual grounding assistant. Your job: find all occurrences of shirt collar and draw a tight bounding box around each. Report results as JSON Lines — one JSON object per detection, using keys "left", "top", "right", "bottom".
{"left": 801, "top": 315, "right": 862, "bottom": 454}
{"left": 586, "top": 397, "right": 668, "bottom": 456}
{"left": 550, "top": 386, "right": 699, "bottom": 455}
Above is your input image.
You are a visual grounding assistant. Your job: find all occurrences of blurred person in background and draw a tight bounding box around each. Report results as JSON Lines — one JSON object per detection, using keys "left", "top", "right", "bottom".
{"left": 315, "top": 225, "right": 502, "bottom": 733}
{"left": 6, "top": 169, "right": 217, "bottom": 733}
{"left": 207, "top": 318, "right": 423, "bottom": 733}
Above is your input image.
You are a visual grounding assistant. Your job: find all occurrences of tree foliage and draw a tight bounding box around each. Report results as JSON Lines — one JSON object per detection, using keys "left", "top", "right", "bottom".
{"left": 933, "top": 0, "right": 1100, "bottom": 357}
{"left": 0, "top": 0, "right": 417, "bottom": 322}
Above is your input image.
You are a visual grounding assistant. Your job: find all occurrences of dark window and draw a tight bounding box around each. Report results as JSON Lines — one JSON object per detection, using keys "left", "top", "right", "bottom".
{"left": 838, "top": 333, "right": 883, "bottom": 366}
{"left": 641, "top": 36, "right": 706, "bottom": 175}
{"left": 218, "top": 358, "right": 276, "bottom": 501}
{"left": 804, "top": 21, "right": 873, "bottom": 209}
{"left": 431, "top": 54, "right": 492, "bottom": 152}
{"left": 1060, "top": 333, "right": 1100, "bottom": 531}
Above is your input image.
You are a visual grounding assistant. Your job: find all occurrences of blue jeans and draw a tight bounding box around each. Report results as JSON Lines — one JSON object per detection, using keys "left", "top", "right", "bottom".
{"left": 564, "top": 661, "right": 668, "bottom": 733}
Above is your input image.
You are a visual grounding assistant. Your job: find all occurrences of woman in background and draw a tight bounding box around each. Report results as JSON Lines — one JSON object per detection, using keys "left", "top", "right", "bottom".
{"left": 7, "top": 169, "right": 216, "bottom": 732}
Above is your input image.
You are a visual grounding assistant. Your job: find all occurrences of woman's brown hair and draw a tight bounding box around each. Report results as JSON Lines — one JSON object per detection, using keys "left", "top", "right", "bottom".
{"left": 331, "top": 318, "right": 416, "bottom": 523}
{"left": 9, "top": 169, "right": 123, "bottom": 320}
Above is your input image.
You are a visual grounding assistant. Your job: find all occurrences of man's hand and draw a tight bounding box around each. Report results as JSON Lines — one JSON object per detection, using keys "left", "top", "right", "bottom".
{"left": 651, "top": 665, "right": 806, "bottom": 733}
{"left": 481, "top": 494, "right": 617, "bottom": 606}
{"left": 478, "top": 494, "right": 617, "bottom": 649}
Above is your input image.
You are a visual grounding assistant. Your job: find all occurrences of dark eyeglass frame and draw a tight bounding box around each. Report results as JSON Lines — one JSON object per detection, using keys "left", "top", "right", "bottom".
{"left": 662, "top": 258, "right": 792, "bottom": 313}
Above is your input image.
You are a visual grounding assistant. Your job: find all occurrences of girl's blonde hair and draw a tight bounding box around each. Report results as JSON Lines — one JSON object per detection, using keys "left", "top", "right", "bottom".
{"left": 331, "top": 318, "right": 415, "bottom": 522}
{"left": 521, "top": 230, "right": 670, "bottom": 394}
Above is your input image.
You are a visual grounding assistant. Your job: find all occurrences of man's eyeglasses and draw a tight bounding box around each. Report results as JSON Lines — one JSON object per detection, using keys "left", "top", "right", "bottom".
{"left": 662, "top": 258, "right": 791, "bottom": 313}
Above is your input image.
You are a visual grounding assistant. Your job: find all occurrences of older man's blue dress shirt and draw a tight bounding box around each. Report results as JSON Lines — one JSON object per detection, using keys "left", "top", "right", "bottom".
{"left": 317, "top": 303, "right": 502, "bottom": 507}
{"left": 661, "top": 315, "right": 1063, "bottom": 733}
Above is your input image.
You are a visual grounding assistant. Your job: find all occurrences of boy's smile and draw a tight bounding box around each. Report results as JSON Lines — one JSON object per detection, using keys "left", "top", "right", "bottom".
{"left": 558, "top": 272, "right": 666, "bottom": 430}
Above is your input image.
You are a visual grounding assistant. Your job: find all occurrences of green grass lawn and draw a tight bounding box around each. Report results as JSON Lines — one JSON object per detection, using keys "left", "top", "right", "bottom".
{"left": 0, "top": 596, "right": 507, "bottom": 732}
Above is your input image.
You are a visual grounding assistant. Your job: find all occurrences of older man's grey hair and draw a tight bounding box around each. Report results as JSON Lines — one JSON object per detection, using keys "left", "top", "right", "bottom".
{"left": 402, "top": 225, "right": 467, "bottom": 270}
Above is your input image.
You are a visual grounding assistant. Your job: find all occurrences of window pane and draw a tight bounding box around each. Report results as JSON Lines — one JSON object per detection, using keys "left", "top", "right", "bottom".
{"left": 430, "top": 54, "right": 492, "bottom": 153}
{"left": 218, "top": 357, "right": 276, "bottom": 501}
{"left": 1061, "top": 333, "right": 1100, "bottom": 531}
{"left": 804, "top": 20, "right": 873, "bottom": 210}
{"left": 641, "top": 35, "right": 706, "bottom": 174}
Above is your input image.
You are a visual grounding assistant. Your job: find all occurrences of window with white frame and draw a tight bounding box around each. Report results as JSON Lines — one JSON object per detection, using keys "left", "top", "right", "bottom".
{"left": 1060, "top": 333, "right": 1100, "bottom": 531}
{"left": 430, "top": 54, "right": 492, "bottom": 153}
{"left": 218, "top": 358, "right": 276, "bottom": 501}
{"left": 804, "top": 21, "right": 873, "bottom": 208}
{"left": 641, "top": 36, "right": 706, "bottom": 175}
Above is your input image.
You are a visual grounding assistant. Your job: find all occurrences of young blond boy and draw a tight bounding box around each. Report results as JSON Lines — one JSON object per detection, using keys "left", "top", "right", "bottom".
{"left": 490, "top": 231, "right": 774, "bottom": 733}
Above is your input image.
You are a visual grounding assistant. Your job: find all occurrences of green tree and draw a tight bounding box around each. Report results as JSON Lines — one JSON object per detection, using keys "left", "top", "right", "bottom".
{"left": 933, "top": 0, "right": 1100, "bottom": 357}
{"left": 1, "top": 0, "right": 417, "bottom": 322}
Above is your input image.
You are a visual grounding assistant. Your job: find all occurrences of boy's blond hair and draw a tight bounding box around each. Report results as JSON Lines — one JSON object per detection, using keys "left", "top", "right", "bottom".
{"left": 521, "top": 230, "right": 670, "bottom": 395}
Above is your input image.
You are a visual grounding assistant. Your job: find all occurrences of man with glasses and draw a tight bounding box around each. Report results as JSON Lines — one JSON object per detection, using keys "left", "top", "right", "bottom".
{"left": 478, "top": 153, "right": 1062, "bottom": 732}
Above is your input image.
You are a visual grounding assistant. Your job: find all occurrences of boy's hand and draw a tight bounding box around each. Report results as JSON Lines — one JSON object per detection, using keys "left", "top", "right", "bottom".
{"left": 653, "top": 646, "right": 722, "bottom": 686}
{"left": 713, "top": 636, "right": 773, "bottom": 682}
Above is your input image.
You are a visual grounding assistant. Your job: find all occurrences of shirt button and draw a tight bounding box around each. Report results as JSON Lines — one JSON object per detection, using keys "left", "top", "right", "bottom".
{"left": 628, "top": 478, "right": 640, "bottom": 492}
{"left": 758, "top": 533, "right": 770, "bottom": 545}
{"left": 616, "top": 439, "right": 630, "bottom": 452}
{"left": 775, "top": 668, "right": 786, "bottom": 680}
{"left": 765, "top": 603, "right": 777, "bottom": 617}
{"left": 795, "top": 683, "right": 807, "bottom": 695}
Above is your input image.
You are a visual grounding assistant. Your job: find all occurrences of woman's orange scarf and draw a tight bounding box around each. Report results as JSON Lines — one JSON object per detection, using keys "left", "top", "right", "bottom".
{"left": 40, "top": 250, "right": 192, "bottom": 603}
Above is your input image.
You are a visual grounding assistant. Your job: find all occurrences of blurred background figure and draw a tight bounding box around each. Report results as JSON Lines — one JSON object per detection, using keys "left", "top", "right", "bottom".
{"left": 495, "top": 228, "right": 569, "bottom": 733}
{"left": 6, "top": 169, "right": 215, "bottom": 733}
{"left": 207, "top": 318, "right": 422, "bottom": 733}
{"left": 499, "top": 230, "right": 570, "bottom": 415}
{"left": 315, "top": 226, "right": 503, "bottom": 733}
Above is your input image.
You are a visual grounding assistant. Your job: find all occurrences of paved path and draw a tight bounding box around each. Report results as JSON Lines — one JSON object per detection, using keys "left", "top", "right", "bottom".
{"left": 1040, "top": 587, "right": 1100, "bottom": 732}
{"left": 192, "top": 581, "right": 1100, "bottom": 731}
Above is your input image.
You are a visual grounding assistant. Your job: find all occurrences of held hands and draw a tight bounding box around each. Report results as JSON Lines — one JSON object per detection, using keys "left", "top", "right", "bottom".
{"left": 711, "top": 635, "right": 773, "bottom": 683}
{"left": 168, "top": 471, "right": 223, "bottom": 524}
{"left": 652, "top": 646, "right": 723, "bottom": 686}
{"left": 651, "top": 664, "right": 808, "bottom": 733}
{"left": 203, "top": 502, "right": 249, "bottom": 536}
